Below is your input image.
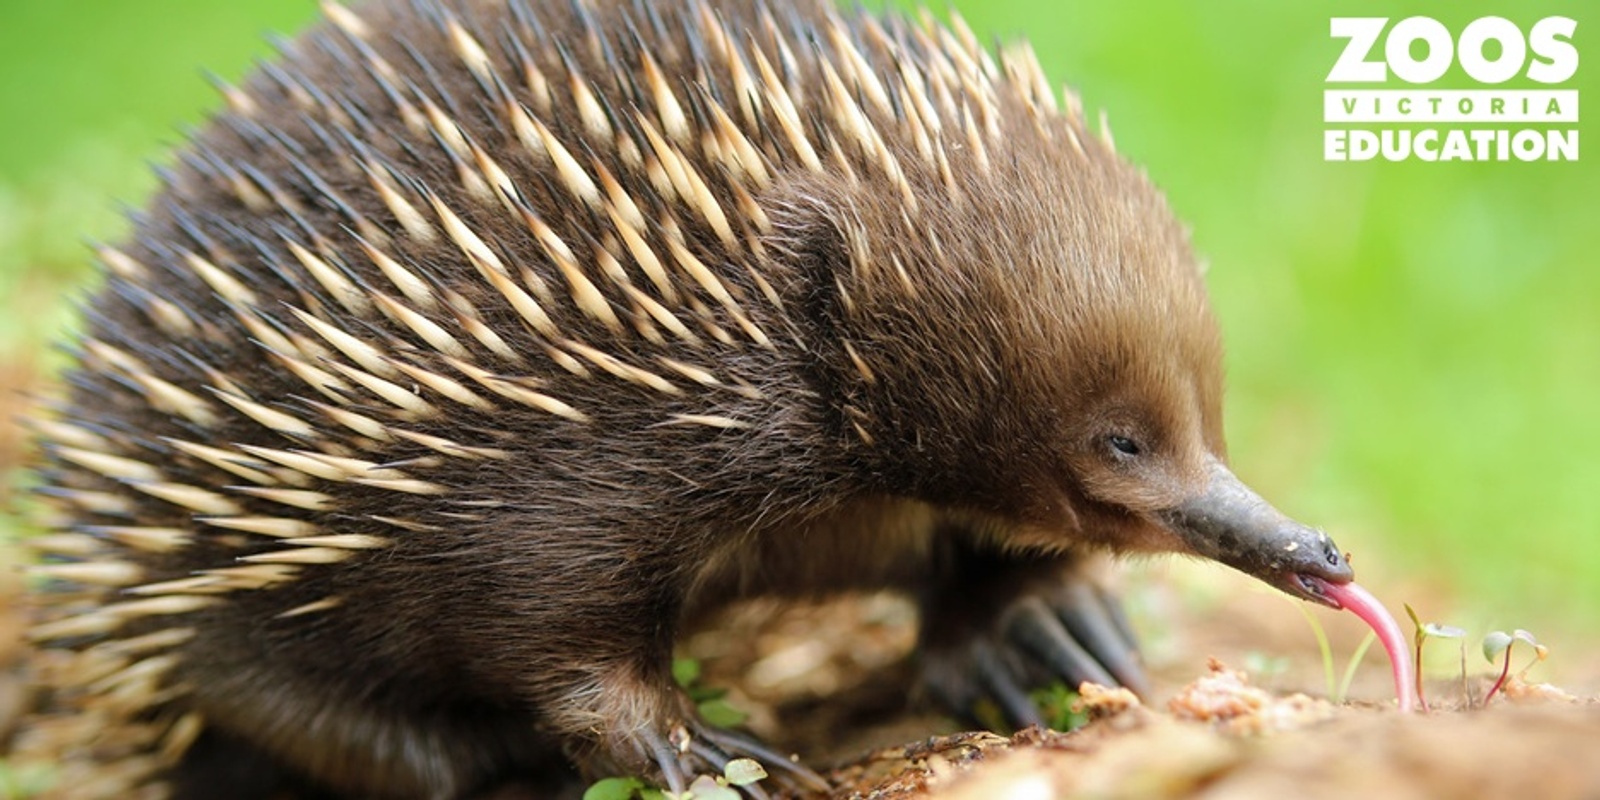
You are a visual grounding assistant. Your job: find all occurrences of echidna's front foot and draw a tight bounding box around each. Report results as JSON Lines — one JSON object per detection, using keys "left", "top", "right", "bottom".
{"left": 631, "top": 718, "right": 829, "bottom": 799}
{"left": 918, "top": 555, "right": 1146, "bottom": 728}
{"left": 588, "top": 680, "right": 830, "bottom": 799}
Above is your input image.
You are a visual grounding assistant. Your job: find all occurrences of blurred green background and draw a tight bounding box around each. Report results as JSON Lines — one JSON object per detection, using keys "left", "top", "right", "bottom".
{"left": 0, "top": 0, "right": 1594, "bottom": 641}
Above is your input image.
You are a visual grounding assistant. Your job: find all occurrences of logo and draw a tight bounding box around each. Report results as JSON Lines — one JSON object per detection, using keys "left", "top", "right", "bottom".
{"left": 1324, "top": 17, "right": 1579, "bottom": 162}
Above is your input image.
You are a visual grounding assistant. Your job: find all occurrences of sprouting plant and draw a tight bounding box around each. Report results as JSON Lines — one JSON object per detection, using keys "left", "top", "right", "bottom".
{"left": 1335, "top": 631, "right": 1377, "bottom": 704}
{"left": 682, "top": 760, "right": 768, "bottom": 800}
{"left": 583, "top": 776, "right": 663, "bottom": 800}
{"left": 721, "top": 760, "right": 768, "bottom": 788}
{"left": 1293, "top": 602, "right": 1379, "bottom": 704}
{"left": 1403, "top": 608, "right": 1552, "bottom": 709}
{"left": 1403, "top": 603, "right": 1465, "bottom": 711}
{"left": 579, "top": 660, "right": 760, "bottom": 800}
{"left": 582, "top": 757, "right": 768, "bottom": 800}
{"left": 1029, "top": 682, "right": 1090, "bottom": 731}
{"left": 673, "top": 657, "right": 748, "bottom": 728}
{"left": 1482, "top": 629, "right": 1548, "bottom": 704}
{"left": 1294, "top": 601, "right": 1338, "bottom": 700}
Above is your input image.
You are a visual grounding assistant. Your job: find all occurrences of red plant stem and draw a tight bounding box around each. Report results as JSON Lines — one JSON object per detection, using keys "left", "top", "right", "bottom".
{"left": 1485, "top": 647, "right": 1514, "bottom": 703}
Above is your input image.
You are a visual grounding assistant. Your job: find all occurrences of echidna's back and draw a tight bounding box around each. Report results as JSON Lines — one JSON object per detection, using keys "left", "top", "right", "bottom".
{"left": 16, "top": 0, "right": 1107, "bottom": 796}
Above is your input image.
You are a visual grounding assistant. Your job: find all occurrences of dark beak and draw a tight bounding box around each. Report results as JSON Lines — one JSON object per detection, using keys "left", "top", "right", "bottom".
{"left": 1158, "top": 458, "right": 1354, "bottom": 607}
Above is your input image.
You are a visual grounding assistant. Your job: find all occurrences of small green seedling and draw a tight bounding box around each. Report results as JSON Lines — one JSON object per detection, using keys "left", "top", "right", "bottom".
{"left": 1404, "top": 603, "right": 1466, "bottom": 712}
{"left": 1293, "top": 602, "right": 1338, "bottom": 700}
{"left": 583, "top": 776, "right": 663, "bottom": 800}
{"left": 582, "top": 757, "right": 769, "bottom": 800}
{"left": 1482, "top": 629, "right": 1548, "bottom": 704}
{"left": 685, "top": 776, "right": 740, "bottom": 800}
{"left": 1292, "top": 600, "right": 1378, "bottom": 704}
{"left": 683, "top": 760, "right": 769, "bottom": 800}
{"left": 1335, "top": 631, "right": 1377, "bottom": 705}
{"left": 672, "top": 658, "right": 748, "bottom": 728}
{"left": 672, "top": 657, "right": 701, "bottom": 687}
{"left": 1029, "top": 682, "right": 1090, "bottom": 732}
{"left": 583, "top": 664, "right": 763, "bottom": 800}
{"left": 722, "top": 759, "right": 768, "bottom": 787}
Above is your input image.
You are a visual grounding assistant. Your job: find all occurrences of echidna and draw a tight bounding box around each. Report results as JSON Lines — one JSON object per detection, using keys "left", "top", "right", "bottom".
{"left": 14, "top": 0, "right": 1362, "bottom": 797}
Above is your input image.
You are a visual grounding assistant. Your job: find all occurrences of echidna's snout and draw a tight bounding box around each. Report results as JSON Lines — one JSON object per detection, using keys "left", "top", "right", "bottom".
{"left": 1158, "top": 458, "right": 1353, "bottom": 607}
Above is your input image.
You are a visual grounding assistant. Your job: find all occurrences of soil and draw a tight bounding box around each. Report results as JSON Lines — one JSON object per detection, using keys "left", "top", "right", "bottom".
{"left": 2, "top": 357, "right": 1598, "bottom": 799}
{"left": 678, "top": 590, "right": 1600, "bottom": 800}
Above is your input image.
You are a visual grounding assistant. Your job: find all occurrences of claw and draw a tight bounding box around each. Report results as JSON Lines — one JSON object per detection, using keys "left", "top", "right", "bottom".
{"left": 643, "top": 727, "right": 689, "bottom": 796}
{"left": 1055, "top": 583, "right": 1149, "bottom": 696}
{"left": 1096, "top": 584, "right": 1140, "bottom": 657}
{"left": 972, "top": 639, "right": 1044, "bottom": 728}
{"left": 922, "top": 662, "right": 979, "bottom": 719}
{"left": 686, "top": 739, "right": 773, "bottom": 800}
{"left": 688, "top": 737, "right": 733, "bottom": 772}
{"left": 698, "top": 726, "right": 830, "bottom": 794}
{"left": 919, "top": 554, "right": 1149, "bottom": 735}
{"left": 1006, "top": 597, "right": 1117, "bottom": 691}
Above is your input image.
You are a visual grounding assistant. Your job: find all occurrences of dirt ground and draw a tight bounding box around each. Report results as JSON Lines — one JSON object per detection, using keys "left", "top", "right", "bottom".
{"left": 2, "top": 357, "right": 1598, "bottom": 799}
{"left": 681, "top": 590, "right": 1600, "bottom": 799}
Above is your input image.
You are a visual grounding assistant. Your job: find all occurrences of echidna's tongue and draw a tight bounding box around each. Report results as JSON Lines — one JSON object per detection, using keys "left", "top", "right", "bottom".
{"left": 1301, "top": 576, "right": 1418, "bottom": 712}
{"left": 1158, "top": 459, "right": 1418, "bottom": 712}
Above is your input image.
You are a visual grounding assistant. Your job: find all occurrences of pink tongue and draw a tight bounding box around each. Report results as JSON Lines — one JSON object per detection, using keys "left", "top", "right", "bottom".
{"left": 1309, "top": 578, "right": 1418, "bottom": 712}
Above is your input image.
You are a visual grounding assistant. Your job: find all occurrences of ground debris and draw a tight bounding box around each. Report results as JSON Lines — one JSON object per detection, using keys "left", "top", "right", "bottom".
{"left": 1501, "top": 675, "right": 1585, "bottom": 706}
{"left": 1167, "top": 657, "right": 1336, "bottom": 734}
{"left": 810, "top": 693, "right": 1600, "bottom": 800}
{"left": 1074, "top": 682, "right": 1141, "bottom": 721}
{"left": 822, "top": 730, "right": 1015, "bottom": 798}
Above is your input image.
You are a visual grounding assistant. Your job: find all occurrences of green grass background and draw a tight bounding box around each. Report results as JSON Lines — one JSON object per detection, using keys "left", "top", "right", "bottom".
{"left": 1, "top": 0, "right": 1595, "bottom": 639}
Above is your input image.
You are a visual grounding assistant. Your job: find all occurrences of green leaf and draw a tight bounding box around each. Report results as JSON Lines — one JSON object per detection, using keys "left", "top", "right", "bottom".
{"left": 1404, "top": 603, "right": 1421, "bottom": 629}
{"left": 672, "top": 658, "right": 702, "bottom": 688}
{"left": 1028, "top": 682, "right": 1089, "bottom": 732}
{"left": 723, "top": 758, "right": 768, "bottom": 786}
{"left": 687, "top": 685, "right": 727, "bottom": 704}
{"left": 1483, "top": 630, "right": 1513, "bottom": 662}
{"left": 1510, "top": 630, "right": 1550, "bottom": 665}
{"left": 584, "top": 776, "right": 647, "bottom": 800}
{"left": 1422, "top": 623, "right": 1465, "bottom": 639}
{"left": 697, "top": 697, "right": 748, "bottom": 728}
{"left": 687, "top": 775, "right": 741, "bottom": 800}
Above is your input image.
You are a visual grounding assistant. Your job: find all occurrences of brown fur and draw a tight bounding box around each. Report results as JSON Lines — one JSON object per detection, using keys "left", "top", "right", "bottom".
{"left": 17, "top": 0, "right": 1228, "bottom": 796}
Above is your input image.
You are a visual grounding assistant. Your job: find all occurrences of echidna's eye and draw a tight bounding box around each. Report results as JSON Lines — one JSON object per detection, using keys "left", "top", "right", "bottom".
{"left": 1108, "top": 435, "right": 1142, "bottom": 456}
